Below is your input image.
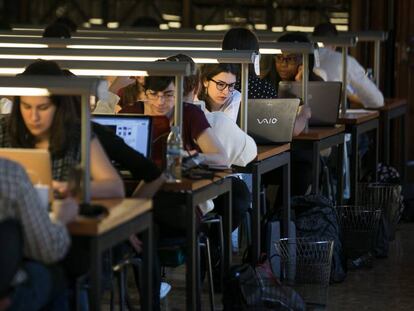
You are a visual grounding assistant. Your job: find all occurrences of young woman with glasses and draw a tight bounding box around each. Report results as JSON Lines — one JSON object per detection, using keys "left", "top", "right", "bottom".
{"left": 197, "top": 63, "right": 240, "bottom": 122}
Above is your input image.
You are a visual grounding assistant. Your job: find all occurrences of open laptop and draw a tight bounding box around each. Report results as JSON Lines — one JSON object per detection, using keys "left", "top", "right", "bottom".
{"left": 0, "top": 148, "right": 53, "bottom": 201}
{"left": 278, "top": 81, "right": 342, "bottom": 126}
{"left": 247, "top": 98, "right": 300, "bottom": 144}
{"left": 93, "top": 114, "right": 152, "bottom": 157}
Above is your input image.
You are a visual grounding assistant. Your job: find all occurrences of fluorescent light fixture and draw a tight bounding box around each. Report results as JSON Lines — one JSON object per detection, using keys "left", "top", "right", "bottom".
{"left": 0, "top": 87, "right": 50, "bottom": 96}
{"left": 0, "top": 34, "right": 40, "bottom": 38}
{"left": 203, "top": 24, "right": 231, "bottom": 31}
{"left": 70, "top": 69, "right": 148, "bottom": 76}
{"left": 192, "top": 58, "right": 218, "bottom": 64}
{"left": 331, "top": 12, "right": 349, "bottom": 18}
{"left": 271, "top": 26, "right": 284, "bottom": 32}
{"left": 337, "top": 25, "right": 349, "bottom": 31}
{"left": 195, "top": 25, "right": 203, "bottom": 31}
{"left": 255, "top": 24, "right": 267, "bottom": 30}
{"left": 89, "top": 18, "right": 103, "bottom": 25}
{"left": 107, "top": 22, "right": 119, "bottom": 29}
{"left": 0, "top": 68, "right": 24, "bottom": 75}
{"left": 317, "top": 42, "right": 324, "bottom": 48}
{"left": 0, "top": 54, "right": 158, "bottom": 62}
{"left": 67, "top": 44, "right": 220, "bottom": 51}
{"left": 0, "top": 43, "right": 48, "bottom": 48}
{"left": 168, "top": 22, "right": 181, "bottom": 28}
{"left": 259, "top": 48, "right": 282, "bottom": 54}
{"left": 160, "top": 24, "right": 169, "bottom": 30}
{"left": 162, "top": 14, "right": 181, "bottom": 21}
{"left": 12, "top": 27, "right": 43, "bottom": 31}
{"left": 286, "top": 25, "right": 314, "bottom": 32}
{"left": 330, "top": 18, "right": 348, "bottom": 24}
{"left": 82, "top": 22, "right": 91, "bottom": 28}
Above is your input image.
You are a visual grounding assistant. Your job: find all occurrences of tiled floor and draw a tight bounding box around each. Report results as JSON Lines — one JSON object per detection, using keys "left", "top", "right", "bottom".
{"left": 104, "top": 222, "right": 414, "bottom": 310}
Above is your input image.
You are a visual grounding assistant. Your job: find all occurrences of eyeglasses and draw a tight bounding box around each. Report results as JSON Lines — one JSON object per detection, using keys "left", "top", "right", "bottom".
{"left": 275, "top": 54, "right": 300, "bottom": 65}
{"left": 145, "top": 90, "right": 175, "bottom": 102}
{"left": 209, "top": 78, "right": 236, "bottom": 92}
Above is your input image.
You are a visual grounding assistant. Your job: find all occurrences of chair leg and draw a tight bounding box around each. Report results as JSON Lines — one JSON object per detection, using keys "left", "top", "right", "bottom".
{"left": 117, "top": 269, "right": 126, "bottom": 311}
{"left": 205, "top": 237, "right": 216, "bottom": 311}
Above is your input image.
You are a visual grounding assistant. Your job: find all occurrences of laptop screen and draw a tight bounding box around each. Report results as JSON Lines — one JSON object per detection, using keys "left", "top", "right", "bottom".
{"left": 93, "top": 114, "right": 152, "bottom": 157}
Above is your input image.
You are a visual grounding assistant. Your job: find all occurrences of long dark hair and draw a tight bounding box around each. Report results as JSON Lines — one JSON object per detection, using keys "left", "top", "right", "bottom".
{"left": 9, "top": 60, "right": 79, "bottom": 157}
{"left": 198, "top": 63, "right": 239, "bottom": 106}
{"left": 262, "top": 32, "right": 323, "bottom": 88}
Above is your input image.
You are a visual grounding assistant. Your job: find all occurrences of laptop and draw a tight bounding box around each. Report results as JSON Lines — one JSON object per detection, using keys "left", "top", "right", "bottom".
{"left": 93, "top": 114, "right": 152, "bottom": 157}
{"left": 247, "top": 98, "right": 300, "bottom": 144}
{"left": 0, "top": 148, "right": 53, "bottom": 201}
{"left": 278, "top": 81, "right": 342, "bottom": 126}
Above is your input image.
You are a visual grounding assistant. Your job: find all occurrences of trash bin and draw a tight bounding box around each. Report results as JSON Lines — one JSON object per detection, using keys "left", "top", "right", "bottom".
{"left": 357, "top": 183, "right": 401, "bottom": 240}
{"left": 275, "top": 238, "right": 334, "bottom": 307}
{"left": 335, "top": 205, "right": 381, "bottom": 268}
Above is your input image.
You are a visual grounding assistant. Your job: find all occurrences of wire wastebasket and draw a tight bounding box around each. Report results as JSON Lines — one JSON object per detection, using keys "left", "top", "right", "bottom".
{"left": 275, "top": 238, "right": 334, "bottom": 308}
{"left": 357, "top": 183, "right": 402, "bottom": 240}
{"left": 335, "top": 205, "right": 381, "bottom": 267}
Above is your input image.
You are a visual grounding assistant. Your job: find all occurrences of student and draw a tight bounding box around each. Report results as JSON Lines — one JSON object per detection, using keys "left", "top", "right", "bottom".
{"left": 0, "top": 158, "right": 78, "bottom": 310}
{"left": 197, "top": 63, "right": 241, "bottom": 122}
{"left": 313, "top": 22, "right": 384, "bottom": 108}
{"left": 221, "top": 27, "right": 278, "bottom": 99}
{"left": 0, "top": 60, "right": 125, "bottom": 199}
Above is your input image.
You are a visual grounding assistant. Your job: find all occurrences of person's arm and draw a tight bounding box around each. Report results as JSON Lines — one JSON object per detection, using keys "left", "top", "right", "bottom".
{"left": 293, "top": 105, "right": 312, "bottom": 136}
{"left": 196, "top": 127, "right": 230, "bottom": 166}
{"left": 7, "top": 163, "right": 74, "bottom": 264}
{"left": 90, "top": 137, "right": 125, "bottom": 198}
{"left": 347, "top": 57, "right": 384, "bottom": 108}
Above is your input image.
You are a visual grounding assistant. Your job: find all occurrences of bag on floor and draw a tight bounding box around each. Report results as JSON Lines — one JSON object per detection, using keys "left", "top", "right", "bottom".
{"left": 292, "top": 194, "right": 347, "bottom": 283}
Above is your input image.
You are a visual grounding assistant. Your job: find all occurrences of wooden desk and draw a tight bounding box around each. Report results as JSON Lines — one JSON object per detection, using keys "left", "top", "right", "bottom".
{"left": 293, "top": 125, "right": 346, "bottom": 204}
{"left": 161, "top": 174, "right": 232, "bottom": 311}
{"left": 377, "top": 98, "right": 407, "bottom": 181}
{"left": 234, "top": 143, "right": 291, "bottom": 264}
{"left": 338, "top": 110, "right": 380, "bottom": 203}
{"left": 68, "top": 198, "right": 153, "bottom": 311}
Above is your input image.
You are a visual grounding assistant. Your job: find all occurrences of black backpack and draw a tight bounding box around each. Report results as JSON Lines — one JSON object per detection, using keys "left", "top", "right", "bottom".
{"left": 292, "top": 194, "right": 347, "bottom": 283}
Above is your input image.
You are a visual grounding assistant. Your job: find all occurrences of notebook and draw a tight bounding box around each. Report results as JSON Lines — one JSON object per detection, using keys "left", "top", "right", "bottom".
{"left": 0, "top": 148, "right": 53, "bottom": 201}
{"left": 278, "top": 81, "right": 342, "bottom": 126}
{"left": 93, "top": 114, "right": 152, "bottom": 157}
{"left": 247, "top": 98, "right": 300, "bottom": 144}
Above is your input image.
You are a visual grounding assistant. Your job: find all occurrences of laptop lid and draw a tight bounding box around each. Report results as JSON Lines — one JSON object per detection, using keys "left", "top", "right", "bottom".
{"left": 247, "top": 98, "right": 300, "bottom": 144}
{"left": 0, "top": 148, "right": 53, "bottom": 201}
{"left": 278, "top": 81, "right": 342, "bottom": 126}
{"left": 93, "top": 114, "right": 152, "bottom": 157}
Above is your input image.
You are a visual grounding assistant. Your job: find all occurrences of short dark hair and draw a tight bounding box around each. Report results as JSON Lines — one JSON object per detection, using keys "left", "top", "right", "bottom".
{"left": 166, "top": 54, "right": 199, "bottom": 97}
{"left": 43, "top": 22, "right": 72, "bottom": 38}
{"left": 198, "top": 63, "right": 239, "bottom": 101}
{"left": 55, "top": 16, "right": 78, "bottom": 32}
{"left": 143, "top": 76, "right": 174, "bottom": 93}
{"left": 221, "top": 27, "right": 259, "bottom": 51}
{"left": 313, "top": 22, "right": 338, "bottom": 37}
{"left": 9, "top": 60, "right": 79, "bottom": 157}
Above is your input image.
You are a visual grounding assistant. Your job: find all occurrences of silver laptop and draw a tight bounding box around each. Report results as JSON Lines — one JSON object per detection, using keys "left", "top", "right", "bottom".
{"left": 247, "top": 98, "right": 300, "bottom": 144}
{"left": 278, "top": 81, "right": 342, "bottom": 126}
{"left": 93, "top": 114, "right": 152, "bottom": 157}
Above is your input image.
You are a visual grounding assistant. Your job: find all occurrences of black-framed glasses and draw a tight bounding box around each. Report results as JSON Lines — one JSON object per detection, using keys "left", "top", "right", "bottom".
{"left": 275, "top": 54, "right": 300, "bottom": 65}
{"left": 145, "top": 90, "right": 175, "bottom": 102}
{"left": 209, "top": 78, "right": 236, "bottom": 92}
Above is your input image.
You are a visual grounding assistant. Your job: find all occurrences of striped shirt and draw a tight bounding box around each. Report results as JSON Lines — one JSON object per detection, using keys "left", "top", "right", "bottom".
{"left": 0, "top": 158, "right": 70, "bottom": 264}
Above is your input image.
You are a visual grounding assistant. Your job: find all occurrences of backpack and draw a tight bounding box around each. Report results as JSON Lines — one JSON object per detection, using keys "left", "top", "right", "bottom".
{"left": 222, "top": 259, "right": 306, "bottom": 311}
{"left": 292, "top": 194, "right": 347, "bottom": 283}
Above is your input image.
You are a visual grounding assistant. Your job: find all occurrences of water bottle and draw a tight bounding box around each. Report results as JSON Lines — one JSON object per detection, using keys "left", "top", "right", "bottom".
{"left": 166, "top": 126, "right": 183, "bottom": 182}
{"left": 366, "top": 68, "right": 375, "bottom": 84}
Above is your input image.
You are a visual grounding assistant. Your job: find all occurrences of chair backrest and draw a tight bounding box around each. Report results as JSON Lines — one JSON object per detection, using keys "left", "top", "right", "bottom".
{"left": 0, "top": 217, "right": 23, "bottom": 298}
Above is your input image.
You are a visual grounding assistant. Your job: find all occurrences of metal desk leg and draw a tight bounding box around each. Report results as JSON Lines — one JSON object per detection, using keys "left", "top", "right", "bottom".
{"left": 374, "top": 125, "right": 379, "bottom": 182}
{"left": 282, "top": 157, "right": 291, "bottom": 238}
{"left": 350, "top": 127, "right": 359, "bottom": 204}
{"left": 89, "top": 238, "right": 102, "bottom": 311}
{"left": 337, "top": 142, "right": 345, "bottom": 205}
{"left": 252, "top": 165, "right": 261, "bottom": 264}
{"left": 141, "top": 216, "right": 153, "bottom": 311}
{"left": 186, "top": 195, "right": 199, "bottom": 311}
{"left": 311, "top": 141, "right": 321, "bottom": 194}
{"left": 223, "top": 182, "right": 232, "bottom": 276}
{"left": 401, "top": 114, "right": 407, "bottom": 183}
{"left": 382, "top": 112, "right": 390, "bottom": 165}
